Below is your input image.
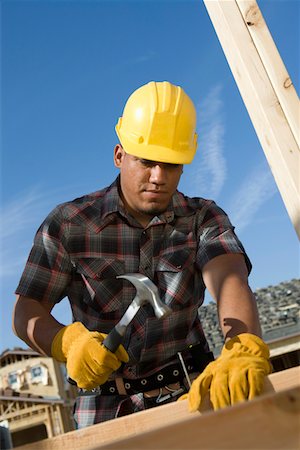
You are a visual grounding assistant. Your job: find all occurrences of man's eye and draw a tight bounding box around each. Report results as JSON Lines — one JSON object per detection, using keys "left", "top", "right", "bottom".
{"left": 139, "top": 159, "right": 181, "bottom": 170}
{"left": 163, "top": 163, "right": 181, "bottom": 170}
{"left": 140, "top": 159, "right": 154, "bottom": 167}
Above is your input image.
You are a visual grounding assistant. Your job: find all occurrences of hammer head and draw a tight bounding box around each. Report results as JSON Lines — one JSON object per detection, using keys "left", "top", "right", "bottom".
{"left": 117, "top": 273, "right": 172, "bottom": 319}
{"left": 102, "top": 273, "right": 172, "bottom": 353}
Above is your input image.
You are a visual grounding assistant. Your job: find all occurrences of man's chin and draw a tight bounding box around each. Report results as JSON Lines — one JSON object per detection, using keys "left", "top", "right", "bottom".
{"left": 141, "top": 205, "right": 167, "bottom": 217}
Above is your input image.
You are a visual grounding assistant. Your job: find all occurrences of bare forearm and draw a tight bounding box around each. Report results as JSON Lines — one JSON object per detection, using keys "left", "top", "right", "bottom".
{"left": 12, "top": 296, "right": 65, "bottom": 356}
{"left": 217, "top": 280, "right": 262, "bottom": 341}
{"left": 202, "top": 254, "right": 262, "bottom": 341}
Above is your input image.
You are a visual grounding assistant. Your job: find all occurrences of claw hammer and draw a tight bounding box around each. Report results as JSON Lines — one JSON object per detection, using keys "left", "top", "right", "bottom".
{"left": 68, "top": 273, "right": 172, "bottom": 385}
{"left": 103, "top": 273, "right": 172, "bottom": 352}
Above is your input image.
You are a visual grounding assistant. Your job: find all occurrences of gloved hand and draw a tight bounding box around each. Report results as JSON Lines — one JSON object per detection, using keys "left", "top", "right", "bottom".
{"left": 51, "top": 322, "right": 129, "bottom": 389}
{"left": 184, "top": 333, "right": 271, "bottom": 411}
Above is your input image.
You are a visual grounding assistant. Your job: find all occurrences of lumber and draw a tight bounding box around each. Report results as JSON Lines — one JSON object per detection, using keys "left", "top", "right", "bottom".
{"left": 101, "top": 386, "right": 300, "bottom": 450}
{"left": 236, "top": 0, "right": 299, "bottom": 147}
{"left": 203, "top": 0, "right": 300, "bottom": 239}
{"left": 16, "top": 366, "right": 300, "bottom": 450}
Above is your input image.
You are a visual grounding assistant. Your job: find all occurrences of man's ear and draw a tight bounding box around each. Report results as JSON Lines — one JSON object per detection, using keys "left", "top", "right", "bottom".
{"left": 114, "top": 144, "right": 125, "bottom": 168}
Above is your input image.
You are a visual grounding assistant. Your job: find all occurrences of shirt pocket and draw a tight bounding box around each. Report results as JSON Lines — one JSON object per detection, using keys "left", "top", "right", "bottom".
{"left": 72, "top": 257, "right": 126, "bottom": 313}
{"left": 156, "top": 246, "right": 195, "bottom": 272}
{"left": 155, "top": 244, "right": 197, "bottom": 307}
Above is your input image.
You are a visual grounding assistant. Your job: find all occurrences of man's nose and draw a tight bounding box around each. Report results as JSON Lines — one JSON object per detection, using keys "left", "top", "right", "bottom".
{"left": 149, "top": 164, "right": 167, "bottom": 184}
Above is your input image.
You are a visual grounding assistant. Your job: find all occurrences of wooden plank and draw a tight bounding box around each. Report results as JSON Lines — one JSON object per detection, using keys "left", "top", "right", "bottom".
{"left": 203, "top": 0, "right": 300, "bottom": 239}
{"left": 236, "top": 0, "right": 299, "bottom": 147}
{"left": 102, "top": 386, "right": 300, "bottom": 450}
{"left": 16, "top": 366, "right": 300, "bottom": 450}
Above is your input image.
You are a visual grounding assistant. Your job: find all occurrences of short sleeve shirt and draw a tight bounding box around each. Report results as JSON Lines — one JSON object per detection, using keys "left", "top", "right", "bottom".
{"left": 16, "top": 177, "right": 251, "bottom": 378}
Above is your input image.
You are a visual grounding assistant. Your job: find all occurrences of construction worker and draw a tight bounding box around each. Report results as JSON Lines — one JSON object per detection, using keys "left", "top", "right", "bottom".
{"left": 13, "top": 81, "right": 271, "bottom": 428}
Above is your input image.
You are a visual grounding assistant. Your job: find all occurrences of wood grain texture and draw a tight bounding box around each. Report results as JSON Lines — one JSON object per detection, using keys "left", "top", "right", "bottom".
{"left": 203, "top": 0, "right": 300, "bottom": 239}
{"left": 237, "top": 0, "right": 299, "bottom": 148}
{"left": 102, "top": 386, "right": 300, "bottom": 450}
{"left": 16, "top": 366, "right": 300, "bottom": 450}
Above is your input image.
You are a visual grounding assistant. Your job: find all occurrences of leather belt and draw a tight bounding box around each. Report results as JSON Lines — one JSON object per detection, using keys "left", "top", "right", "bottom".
{"left": 78, "top": 349, "right": 214, "bottom": 397}
{"left": 78, "top": 360, "right": 194, "bottom": 396}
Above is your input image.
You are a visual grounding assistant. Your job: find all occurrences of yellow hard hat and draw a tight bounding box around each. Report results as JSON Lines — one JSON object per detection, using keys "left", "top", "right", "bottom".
{"left": 115, "top": 81, "right": 198, "bottom": 164}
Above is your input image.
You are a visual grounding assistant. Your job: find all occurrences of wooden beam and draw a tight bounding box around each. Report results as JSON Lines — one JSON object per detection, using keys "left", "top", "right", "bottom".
{"left": 103, "top": 386, "right": 300, "bottom": 450}
{"left": 203, "top": 0, "right": 300, "bottom": 239}
{"left": 16, "top": 366, "right": 300, "bottom": 450}
{"left": 236, "top": 0, "right": 299, "bottom": 147}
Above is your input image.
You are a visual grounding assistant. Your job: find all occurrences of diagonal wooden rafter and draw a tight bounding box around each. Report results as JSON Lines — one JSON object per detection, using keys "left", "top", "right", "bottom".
{"left": 0, "top": 400, "right": 17, "bottom": 417}
{"left": 236, "top": 0, "right": 299, "bottom": 146}
{"left": 203, "top": 0, "right": 300, "bottom": 239}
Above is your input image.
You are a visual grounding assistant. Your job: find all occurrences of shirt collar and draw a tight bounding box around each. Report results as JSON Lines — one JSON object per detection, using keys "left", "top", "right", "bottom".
{"left": 164, "top": 190, "right": 195, "bottom": 219}
{"left": 101, "top": 176, "right": 122, "bottom": 218}
{"left": 87, "top": 177, "right": 195, "bottom": 233}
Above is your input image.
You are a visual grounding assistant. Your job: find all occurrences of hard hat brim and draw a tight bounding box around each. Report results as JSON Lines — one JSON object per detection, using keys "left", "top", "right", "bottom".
{"left": 116, "top": 127, "right": 196, "bottom": 165}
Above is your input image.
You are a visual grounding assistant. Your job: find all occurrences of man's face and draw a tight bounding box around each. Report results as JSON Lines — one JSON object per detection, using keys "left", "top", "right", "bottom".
{"left": 114, "top": 145, "right": 183, "bottom": 227}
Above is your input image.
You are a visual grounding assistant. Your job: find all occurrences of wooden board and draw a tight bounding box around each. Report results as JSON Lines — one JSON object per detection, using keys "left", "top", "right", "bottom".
{"left": 236, "top": 0, "right": 299, "bottom": 147}
{"left": 203, "top": 0, "right": 300, "bottom": 239}
{"left": 102, "top": 386, "right": 300, "bottom": 450}
{"left": 16, "top": 366, "right": 300, "bottom": 450}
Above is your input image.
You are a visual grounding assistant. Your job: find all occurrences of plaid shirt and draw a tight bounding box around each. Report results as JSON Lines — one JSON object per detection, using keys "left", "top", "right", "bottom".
{"left": 16, "top": 176, "right": 251, "bottom": 380}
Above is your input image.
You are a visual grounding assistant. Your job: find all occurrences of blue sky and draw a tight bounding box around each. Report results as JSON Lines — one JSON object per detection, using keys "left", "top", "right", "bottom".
{"left": 1, "top": 0, "right": 299, "bottom": 352}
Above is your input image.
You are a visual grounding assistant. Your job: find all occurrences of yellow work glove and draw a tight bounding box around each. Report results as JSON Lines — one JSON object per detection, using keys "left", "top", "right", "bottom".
{"left": 51, "top": 322, "right": 129, "bottom": 390}
{"left": 185, "top": 333, "right": 271, "bottom": 411}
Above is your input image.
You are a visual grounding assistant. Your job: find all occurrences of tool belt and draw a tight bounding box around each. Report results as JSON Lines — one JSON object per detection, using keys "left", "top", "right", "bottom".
{"left": 78, "top": 345, "right": 214, "bottom": 397}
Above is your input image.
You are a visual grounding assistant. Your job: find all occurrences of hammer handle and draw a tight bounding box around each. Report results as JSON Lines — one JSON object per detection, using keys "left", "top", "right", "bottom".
{"left": 67, "top": 328, "right": 124, "bottom": 386}
{"left": 102, "top": 327, "right": 124, "bottom": 353}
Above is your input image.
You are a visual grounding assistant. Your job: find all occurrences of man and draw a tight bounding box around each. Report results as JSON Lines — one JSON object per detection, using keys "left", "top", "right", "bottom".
{"left": 13, "top": 81, "right": 271, "bottom": 428}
